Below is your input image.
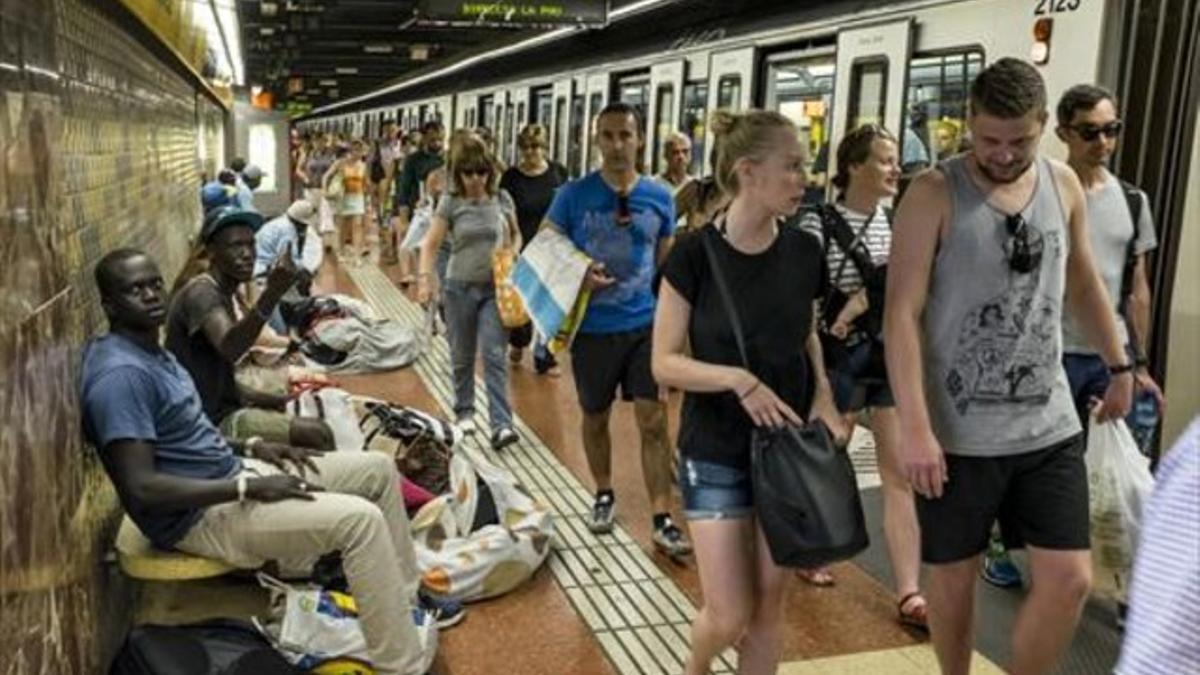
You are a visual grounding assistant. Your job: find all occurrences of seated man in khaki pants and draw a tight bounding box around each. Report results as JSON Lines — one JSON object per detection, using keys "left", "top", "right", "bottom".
{"left": 80, "top": 249, "right": 462, "bottom": 675}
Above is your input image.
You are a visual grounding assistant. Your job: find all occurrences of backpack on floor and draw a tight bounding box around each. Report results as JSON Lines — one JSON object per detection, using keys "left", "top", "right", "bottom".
{"left": 109, "top": 618, "right": 299, "bottom": 675}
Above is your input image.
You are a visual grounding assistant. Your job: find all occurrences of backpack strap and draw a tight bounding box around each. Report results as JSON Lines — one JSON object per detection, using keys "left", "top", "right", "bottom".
{"left": 1117, "top": 179, "right": 1144, "bottom": 343}
{"left": 819, "top": 204, "right": 878, "bottom": 284}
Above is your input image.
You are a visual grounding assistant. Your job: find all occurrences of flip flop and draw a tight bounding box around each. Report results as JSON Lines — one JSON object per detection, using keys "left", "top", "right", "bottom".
{"left": 898, "top": 591, "right": 930, "bottom": 631}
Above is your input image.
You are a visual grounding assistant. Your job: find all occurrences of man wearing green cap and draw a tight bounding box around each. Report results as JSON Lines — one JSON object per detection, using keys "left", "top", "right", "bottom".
{"left": 165, "top": 205, "right": 332, "bottom": 449}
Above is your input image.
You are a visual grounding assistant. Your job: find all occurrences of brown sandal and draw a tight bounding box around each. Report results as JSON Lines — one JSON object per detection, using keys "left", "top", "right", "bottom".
{"left": 898, "top": 591, "right": 929, "bottom": 631}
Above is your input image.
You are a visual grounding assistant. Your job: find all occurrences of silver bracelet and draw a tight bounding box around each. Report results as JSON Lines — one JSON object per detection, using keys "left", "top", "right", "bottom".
{"left": 236, "top": 475, "right": 248, "bottom": 504}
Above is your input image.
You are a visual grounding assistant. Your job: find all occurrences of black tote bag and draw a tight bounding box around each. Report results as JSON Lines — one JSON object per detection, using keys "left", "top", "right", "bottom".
{"left": 700, "top": 230, "right": 869, "bottom": 568}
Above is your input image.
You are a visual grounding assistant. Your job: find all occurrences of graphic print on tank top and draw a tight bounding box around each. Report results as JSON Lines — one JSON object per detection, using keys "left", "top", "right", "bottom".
{"left": 944, "top": 226, "right": 1064, "bottom": 415}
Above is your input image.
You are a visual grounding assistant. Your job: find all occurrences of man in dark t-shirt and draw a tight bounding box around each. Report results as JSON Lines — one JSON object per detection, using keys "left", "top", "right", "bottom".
{"left": 165, "top": 205, "right": 331, "bottom": 449}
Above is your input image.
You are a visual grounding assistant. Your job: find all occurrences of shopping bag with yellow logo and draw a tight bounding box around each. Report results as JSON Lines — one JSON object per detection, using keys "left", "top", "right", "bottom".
{"left": 492, "top": 246, "right": 530, "bottom": 328}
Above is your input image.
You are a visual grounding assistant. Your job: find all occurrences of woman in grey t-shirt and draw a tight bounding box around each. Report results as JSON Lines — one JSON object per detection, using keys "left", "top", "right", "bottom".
{"left": 417, "top": 136, "right": 521, "bottom": 450}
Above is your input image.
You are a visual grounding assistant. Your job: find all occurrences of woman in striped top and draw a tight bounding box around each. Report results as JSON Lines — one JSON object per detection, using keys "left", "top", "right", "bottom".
{"left": 798, "top": 124, "right": 928, "bottom": 630}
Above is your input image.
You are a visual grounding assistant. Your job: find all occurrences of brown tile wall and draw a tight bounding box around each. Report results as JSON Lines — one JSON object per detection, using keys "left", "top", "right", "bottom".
{"left": 0, "top": 0, "right": 223, "bottom": 671}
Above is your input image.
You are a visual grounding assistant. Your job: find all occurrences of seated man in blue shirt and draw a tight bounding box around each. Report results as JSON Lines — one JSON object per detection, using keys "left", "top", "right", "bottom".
{"left": 541, "top": 102, "right": 691, "bottom": 556}
{"left": 80, "top": 249, "right": 460, "bottom": 673}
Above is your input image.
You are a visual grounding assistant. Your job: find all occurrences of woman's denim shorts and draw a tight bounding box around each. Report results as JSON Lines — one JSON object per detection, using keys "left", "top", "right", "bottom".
{"left": 678, "top": 456, "right": 754, "bottom": 521}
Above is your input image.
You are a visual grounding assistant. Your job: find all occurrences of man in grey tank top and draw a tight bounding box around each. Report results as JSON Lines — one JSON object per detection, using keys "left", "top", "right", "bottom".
{"left": 885, "top": 58, "right": 1134, "bottom": 675}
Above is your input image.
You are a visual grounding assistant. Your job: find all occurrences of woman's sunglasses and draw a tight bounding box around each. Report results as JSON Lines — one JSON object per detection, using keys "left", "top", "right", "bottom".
{"left": 1068, "top": 121, "right": 1123, "bottom": 142}
{"left": 460, "top": 167, "right": 490, "bottom": 177}
{"left": 1005, "top": 214, "right": 1044, "bottom": 274}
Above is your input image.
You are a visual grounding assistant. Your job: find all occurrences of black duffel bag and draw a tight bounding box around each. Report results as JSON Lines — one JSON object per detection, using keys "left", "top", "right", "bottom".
{"left": 701, "top": 231, "right": 869, "bottom": 568}
{"left": 109, "top": 618, "right": 299, "bottom": 675}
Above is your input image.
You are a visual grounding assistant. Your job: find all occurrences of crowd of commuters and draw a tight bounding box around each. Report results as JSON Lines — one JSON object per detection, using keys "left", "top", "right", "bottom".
{"left": 79, "top": 55, "right": 1191, "bottom": 675}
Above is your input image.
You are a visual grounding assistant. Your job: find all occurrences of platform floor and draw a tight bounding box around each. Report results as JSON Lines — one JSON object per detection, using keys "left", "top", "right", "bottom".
{"left": 141, "top": 246, "right": 1123, "bottom": 674}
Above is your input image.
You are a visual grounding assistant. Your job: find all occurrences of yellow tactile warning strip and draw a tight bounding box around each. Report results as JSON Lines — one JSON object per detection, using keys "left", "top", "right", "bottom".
{"left": 779, "top": 645, "right": 1005, "bottom": 674}
{"left": 349, "top": 266, "right": 737, "bottom": 674}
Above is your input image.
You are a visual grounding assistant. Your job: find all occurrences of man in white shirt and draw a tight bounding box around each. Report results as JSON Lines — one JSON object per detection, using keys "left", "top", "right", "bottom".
{"left": 653, "top": 132, "right": 695, "bottom": 195}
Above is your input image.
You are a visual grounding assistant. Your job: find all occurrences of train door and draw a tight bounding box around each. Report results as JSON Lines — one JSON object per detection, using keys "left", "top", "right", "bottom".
{"left": 647, "top": 60, "right": 685, "bottom": 176}
{"left": 507, "top": 86, "right": 527, "bottom": 165}
{"left": 583, "top": 72, "right": 609, "bottom": 172}
{"left": 551, "top": 78, "right": 572, "bottom": 168}
{"left": 457, "top": 93, "right": 476, "bottom": 130}
{"left": 763, "top": 45, "right": 837, "bottom": 204}
{"left": 704, "top": 46, "right": 755, "bottom": 175}
{"left": 828, "top": 19, "right": 913, "bottom": 187}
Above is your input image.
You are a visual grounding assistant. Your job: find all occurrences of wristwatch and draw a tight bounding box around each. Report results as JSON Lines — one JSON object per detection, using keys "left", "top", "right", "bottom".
{"left": 1107, "top": 362, "right": 1135, "bottom": 376}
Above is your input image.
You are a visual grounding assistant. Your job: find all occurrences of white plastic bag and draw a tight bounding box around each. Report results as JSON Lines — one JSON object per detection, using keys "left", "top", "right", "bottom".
{"left": 1085, "top": 417, "right": 1154, "bottom": 598}
{"left": 255, "top": 573, "right": 437, "bottom": 674}
{"left": 288, "top": 386, "right": 367, "bottom": 450}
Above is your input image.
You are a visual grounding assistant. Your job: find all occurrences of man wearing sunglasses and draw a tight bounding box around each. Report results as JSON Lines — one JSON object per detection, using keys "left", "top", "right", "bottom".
{"left": 1054, "top": 84, "right": 1164, "bottom": 425}
{"left": 886, "top": 58, "right": 1133, "bottom": 675}
{"left": 540, "top": 102, "right": 692, "bottom": 557}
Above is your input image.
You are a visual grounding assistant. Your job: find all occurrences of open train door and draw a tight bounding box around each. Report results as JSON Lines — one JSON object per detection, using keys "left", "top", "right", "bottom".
{"left": 646, "top": 59, "right": 685, "bottom": 176}
{"left": 703, "top": 46, "right": 755, "bottom": 177}
{"left": 828, "top": 19, "right": 913, "bottom": 191}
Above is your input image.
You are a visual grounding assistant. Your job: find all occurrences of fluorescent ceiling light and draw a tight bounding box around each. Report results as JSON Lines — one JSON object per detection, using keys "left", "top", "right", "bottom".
{"left": 335, "top": 67, "right": 358, "bottom": 75}
{"left": 319, "top": 79, "right": 338, "bottom": 86}
{"left": 365, "top": 44, "right": 395, "bottom": 54}
{"left": 260, "top": 27, "right": 275, "bottom": 35}
{"left": 310, "top": 0, "right": 680, "bottom": 115}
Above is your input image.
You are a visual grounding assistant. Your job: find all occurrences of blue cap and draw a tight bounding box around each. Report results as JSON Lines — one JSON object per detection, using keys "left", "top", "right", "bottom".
{"left": 200, "top": 205, "right": 264, "bottom": 243}
{"left": 201, "top": 181, "right": 237, "bottom": 211}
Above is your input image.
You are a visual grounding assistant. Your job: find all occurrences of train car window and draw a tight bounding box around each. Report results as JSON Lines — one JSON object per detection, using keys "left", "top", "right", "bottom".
{"left": 764, "top": 54, "right": 835, "bottom": 204}
{"left": 505, "top": 103, "right": 516, "bottom": 164}
{"left": 587, "top": 91, "right": 603, "bottom": 170}
{"left": 569, "top": 93, "right": 585, "bottom": 176}
{"left": 653, "top": 84, "right": 676, "bottom": 174}
{"left": 617, "top": 76, "right": 651, "bottom": 140}
{"left": 847, "top": 58, "right": 888, "bottom": 129}
{"left": 479, "top": 95, "right": 494, "bottom": 131}
{"left": 904, "top": 50, "right": 984, "bottom": 175}
{"left": 681, "top": 81, "right": 708, "bottom": 176}
{"left": 717, "top": 75, "right": 742, "bottom": 111}
{"left": 554, "top": 96, "right": 567, "bottom": 162}
{"left": 534, "top": 87, "right": 553, "bottom": 125}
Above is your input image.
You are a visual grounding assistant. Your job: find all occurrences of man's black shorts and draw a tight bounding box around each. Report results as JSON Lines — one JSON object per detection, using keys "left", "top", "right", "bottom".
{"left": 917, "top": 433, "right": 1089, "bottom": 564}
{"left": 569, "top": 327, "right": 658, "bottom": 414}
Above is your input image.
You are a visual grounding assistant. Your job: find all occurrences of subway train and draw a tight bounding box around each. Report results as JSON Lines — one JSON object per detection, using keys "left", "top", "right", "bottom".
{"left": 296, "top": 0, "right": 1198, "bottom": 443}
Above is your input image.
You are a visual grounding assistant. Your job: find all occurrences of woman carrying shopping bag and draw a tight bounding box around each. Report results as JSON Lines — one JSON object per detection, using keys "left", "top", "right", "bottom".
{"left": 324, "top": 139, "right": 369, "bottom": 265}
{"left": 417, "top": 136, "right": 522, "bottom": 451}
{"left": 652, "top": 109, "right": 848, "bottom": 675}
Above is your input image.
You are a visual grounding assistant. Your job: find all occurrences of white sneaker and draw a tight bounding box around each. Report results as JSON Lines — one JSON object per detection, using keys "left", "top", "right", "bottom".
{"left": 454, "top": 418, "right": 476, "bottom": 436}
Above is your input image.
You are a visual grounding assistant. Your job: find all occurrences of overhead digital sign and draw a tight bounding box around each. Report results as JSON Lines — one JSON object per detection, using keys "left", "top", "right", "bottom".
{"left": 418, "top": 1, "right": 609, "bottom": 28}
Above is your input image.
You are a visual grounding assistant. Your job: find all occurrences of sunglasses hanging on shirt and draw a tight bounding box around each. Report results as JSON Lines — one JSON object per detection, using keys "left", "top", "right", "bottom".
{"left": 1004, "top": 213, "right": 1044, "bottom": 274}
{"left": 615, "top": 192, "right": 632, "bottom": 228}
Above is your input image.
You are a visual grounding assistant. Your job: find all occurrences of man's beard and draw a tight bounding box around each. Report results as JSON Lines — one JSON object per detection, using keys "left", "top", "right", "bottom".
{"left": 976, "top": 156, "right": 1034, "bottom": 184}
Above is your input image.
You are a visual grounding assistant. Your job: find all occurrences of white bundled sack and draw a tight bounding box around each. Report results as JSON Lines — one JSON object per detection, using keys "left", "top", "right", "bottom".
{"left": 1085, "top": 417, "right": 1154, "bottom": 598}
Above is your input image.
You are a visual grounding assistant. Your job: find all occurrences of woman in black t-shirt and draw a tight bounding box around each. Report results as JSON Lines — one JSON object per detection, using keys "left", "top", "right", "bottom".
{"left": 653, "top": 110, "right": 847, "bottom": 675}
{"left": 499, "top": 124, "right": 568, "bottom": 374}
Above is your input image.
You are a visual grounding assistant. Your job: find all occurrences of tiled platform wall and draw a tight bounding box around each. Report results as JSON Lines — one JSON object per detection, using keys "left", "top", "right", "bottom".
{"left": 0, "top": 0, "right": 220, "bottom": 670}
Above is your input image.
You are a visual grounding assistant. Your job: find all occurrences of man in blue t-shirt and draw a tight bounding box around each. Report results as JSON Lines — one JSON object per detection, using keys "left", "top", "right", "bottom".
{"left": 80, "top": 249, "right": 460, "bottom": 673}
{"left": 542, "top": 102, "right": 690, "bottom": 556}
